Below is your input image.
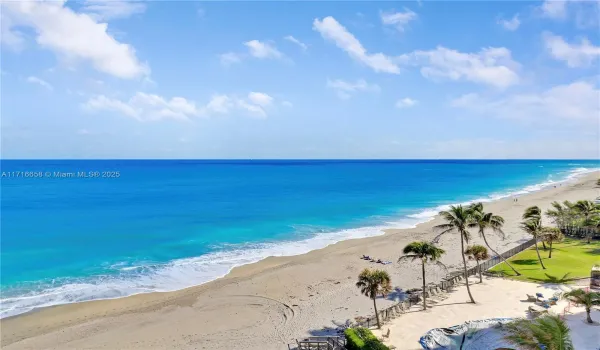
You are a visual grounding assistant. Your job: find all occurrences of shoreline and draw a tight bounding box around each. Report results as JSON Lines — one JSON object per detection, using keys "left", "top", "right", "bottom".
{"left": 2, "top": 171, "right": 599, "bottom": 349}
{"left": 2, "top": 167, "right": 596, "bottom": 320}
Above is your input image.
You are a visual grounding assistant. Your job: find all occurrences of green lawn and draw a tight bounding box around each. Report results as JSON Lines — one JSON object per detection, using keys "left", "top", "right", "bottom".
{"left": 489, "top": 238, "right": 600, "bottom": 283}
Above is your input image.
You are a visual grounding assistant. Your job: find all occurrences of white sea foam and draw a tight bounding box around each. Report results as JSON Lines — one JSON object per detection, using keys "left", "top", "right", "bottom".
{"left": 1, "top": 166, "right": 598, "bottom": 319}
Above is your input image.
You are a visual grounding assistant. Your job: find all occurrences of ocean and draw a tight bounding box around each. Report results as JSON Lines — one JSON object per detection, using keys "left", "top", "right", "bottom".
{"left": 1, "top": 160, "right": 598, "bottom": 318}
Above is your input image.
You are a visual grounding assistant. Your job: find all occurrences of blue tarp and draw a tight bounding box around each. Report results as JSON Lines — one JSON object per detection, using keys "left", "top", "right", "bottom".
{"left": 419, "top": 318, "right": 516, "bottom": 350}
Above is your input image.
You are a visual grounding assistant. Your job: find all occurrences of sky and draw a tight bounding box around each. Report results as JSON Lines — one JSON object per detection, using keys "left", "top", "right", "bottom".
{"left": 1, "top": 0, "right": 599, "bottom": 159}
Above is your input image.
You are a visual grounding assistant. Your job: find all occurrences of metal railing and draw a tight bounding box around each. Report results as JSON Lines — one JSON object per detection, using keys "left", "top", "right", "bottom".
{"left": 355, "top": 238, "right": 537, "bottom": 329}
{"left": 288, "top": 237, "right": 539, "bottom": 348}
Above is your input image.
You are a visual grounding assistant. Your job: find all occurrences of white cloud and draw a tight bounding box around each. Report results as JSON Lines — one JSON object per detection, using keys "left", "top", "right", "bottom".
{"left": 543, "top": 32, "right": 600, "bottom": 68}
{"left": 281, "top": 101, "right": 293, "bottom": 107}
{"left": 497, "top": 14, "right": 520, "bottom": 31}
{"left": 83, "top": 93, "right": 198, "bottom": 121}
{"left": 451, "top": 80, "right": 600, "bottom": 124}
{"left": 81, "top": 0, "right": 146, "bottom": 21}
{"left": 380, "top": 8, "right": 417, "bottom": 32}
{"left": 313, "top": 16, "right": 400, "bottom": 74}
{"left": 396, "top": 98, "right": 418, "bottom": 108}
{"left": 397, "top": 46, "right": 520, "bottom": 88}
{"left": 326, "top": 78, "right": 380, "bottom": 99}
{"left": 1, "top": 11, "right": 25, "bottom": 50}
{"left": 219, "top": 52, "right": 242, "bottom": 66}
{"left": 248, "top": 92, "right": 274, "bottom": 107}
{"left": 237, "top": 99, "right": 267, "bottom": 118}
{"left": 205, "top": 95, "right": 233, "bottom": 114}
{"left": 540, "top": 0, "right": 568, "bottom": 19}
{"left": 26, "top": 76, "right": 53, "bottom": 90}
{"left": 284, "top": 35, "right": 308, "bottom": 51}
{"left": 244, "top": 40, "right": 283, "bottom": 59}
{"left": 2, "top": 1, "right": 149, "bottom": 79}
{"left": 83, "top": 92, "right": 278, "bottom": 120}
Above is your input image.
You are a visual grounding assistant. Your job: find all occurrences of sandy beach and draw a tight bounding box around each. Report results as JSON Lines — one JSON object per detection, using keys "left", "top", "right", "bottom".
{"left": 2, "top": 171, "right": 599, "bottom": 350}
{"left": 373, "top": 277, "right": 600, "bottom": 349}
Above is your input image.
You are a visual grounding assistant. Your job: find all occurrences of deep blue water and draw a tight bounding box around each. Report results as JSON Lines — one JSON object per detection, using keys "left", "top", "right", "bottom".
{"left": 1, "top": 160, "right": 598, "bottom": 317}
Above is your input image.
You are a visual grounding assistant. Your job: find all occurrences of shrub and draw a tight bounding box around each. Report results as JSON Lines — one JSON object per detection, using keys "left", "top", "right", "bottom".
{"left": 344, "top": 327, "right": 389, "bottom": 350}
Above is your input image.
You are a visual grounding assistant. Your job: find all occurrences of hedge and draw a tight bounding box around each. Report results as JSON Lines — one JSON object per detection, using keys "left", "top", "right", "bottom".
{"left": 344, "top": 327, "right": 389, "bottom": 350}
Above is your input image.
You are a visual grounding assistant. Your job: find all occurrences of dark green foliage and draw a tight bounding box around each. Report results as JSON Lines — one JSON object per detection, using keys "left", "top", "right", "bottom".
{"left": 344, "top": 328, "right": 389, "bottom": 350}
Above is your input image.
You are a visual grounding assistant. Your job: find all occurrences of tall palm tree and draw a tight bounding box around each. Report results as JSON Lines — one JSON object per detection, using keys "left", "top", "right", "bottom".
{"left": 469, "top": 203, "right": 520, "bottom": 276}
{"left": 433, "top": 205, "right": 476, "bottom": 303}
{"left": 573, "top": 200, "right": 600, "bottom": 243}
{"left": 563, "top": 289, "right": 600, "bottom": 324}
{"left": 398, "top": 241, "right": 446, "bottom": 310}
{"left": 503, "top": 315, "right": 574, "bottom": 350}
{"left": 464, "top": 245, "right": 489, "bottom": 283}
{"left": 520, "top": 219, "right": 547, "bottom": 270}
{"left": 355, "top": 268, "right": 392, "bottom": 329}
{"left": 541, "top": 227, "right": 564, "bottom": 259}
{"left": 545, "top": 201, "right": 572, "bottom": 229}
{"left": 523, "top": 205, "right": 548, "bottom": 249}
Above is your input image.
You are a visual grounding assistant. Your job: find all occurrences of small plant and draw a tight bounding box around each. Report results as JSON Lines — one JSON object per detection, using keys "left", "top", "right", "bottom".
{"left": 504, "top": 315, "right": 574, "bottom": 350}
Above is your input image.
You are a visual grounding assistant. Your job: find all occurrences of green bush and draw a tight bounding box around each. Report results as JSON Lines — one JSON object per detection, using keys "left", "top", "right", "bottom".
{"left": 344, "top": 328, "right": 389, "bottom": 350}
{"left": 344, "top": 328, "right": 366, "bottom": 350}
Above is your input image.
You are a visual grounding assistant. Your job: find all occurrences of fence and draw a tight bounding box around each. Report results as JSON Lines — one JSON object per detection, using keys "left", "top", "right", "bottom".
{"left": 290, "top": 336, "right": 346, "bottom": 350}
{"left": 354, "top": 238, "right": 537, "bottom": 329}
{"left": 288, "top": 237, "right": 538, "bottom": 348}
{"left": 560, "top": 226, "right": 600, "bottom": 240}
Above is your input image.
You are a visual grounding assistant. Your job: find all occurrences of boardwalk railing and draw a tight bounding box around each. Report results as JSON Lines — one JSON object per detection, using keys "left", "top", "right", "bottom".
{"left": 288, "top": 237, "right": 539, "bottom": 348}
{"left": 290, "top": 336, "right": 347, "bottom": 350}
{"left": 354, "top": 238, "right": 537, "bottom": 329}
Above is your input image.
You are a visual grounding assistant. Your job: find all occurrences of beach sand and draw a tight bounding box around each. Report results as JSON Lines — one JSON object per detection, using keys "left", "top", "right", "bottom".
{"left": 373, "top": 277, "right": 600, "bottom": 349}
{"left": 2, "top": 172, "right": 599, "bottom": 350}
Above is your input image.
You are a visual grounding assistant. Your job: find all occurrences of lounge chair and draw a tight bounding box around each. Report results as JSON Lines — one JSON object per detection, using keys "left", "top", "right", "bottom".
{"left": 528, "top": 305, "right": 548, "bottom": 317}
{"left": 526, "top": 294, "right": 537, "bottom": 302}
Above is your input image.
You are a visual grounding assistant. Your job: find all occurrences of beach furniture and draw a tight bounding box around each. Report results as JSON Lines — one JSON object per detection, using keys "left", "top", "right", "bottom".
{"left": 526, "top": 294, "right": 537, "bottom": 302}
{"left": 535, "top": 292, "right": 544, "bottom": 301}
{"left": 528, "top": 305, "right": 548, "bottom": 317}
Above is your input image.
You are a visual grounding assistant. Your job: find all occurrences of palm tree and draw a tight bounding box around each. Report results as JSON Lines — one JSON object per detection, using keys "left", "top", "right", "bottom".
{"left": 355, "top": 268, "right": 392, "bottom": 329}
{"left": 398, "top": 241, "right": 446, "bottom": 310}
{"left": 464, "top": 245, "right": 489, "bottom": 283}
{"left": 520, "top": 219, "right": 547, "bottom": 270}
{"left": 503, "top": 315, "right": 574, "bottom": 350}
{"left": 541, "top": 227, "right": 564, "bottom": 259}
{"left": 469, "top": 203, "right": 520, "bottom": 276}
{"left": 545, "top": 201, "right": 572, "bottom": 229}
{"left": 524, "top": 205, "right": 549, "bottom": 250}
{"left": 433, "top": 205, "right": 476, "bottom": 303}
{"left": 563, "top": 289, "right": 600, "bottom": 324}
{"left": 573, "top": 200, "right": 600, "bottom": 243}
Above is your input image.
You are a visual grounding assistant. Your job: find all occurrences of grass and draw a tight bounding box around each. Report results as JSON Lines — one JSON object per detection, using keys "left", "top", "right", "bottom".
{"left": 489, "top": 238, "right": 600, "bottom": 284}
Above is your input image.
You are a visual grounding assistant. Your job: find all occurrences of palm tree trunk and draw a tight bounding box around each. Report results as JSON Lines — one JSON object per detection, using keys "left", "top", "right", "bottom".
{"left": 534, "top": 237, "right": 546, "bottom": 269}
{"left": 421, "top": 260, "right": 427, "bottom": 310}
{"left": 373, "top": 297, "right": 381, "bottom": 329}
{"left": 586, "top": 307, "right": 593, "bottom": 324}
{"left": 548, "top": 241, "right": 553, "bottom": 259}
{"left": 541, "top": 241, "right": 547, "bottom": 250}
{"left": 460, "top": 231, "right": 475, "bottom": 303}
{"left": 477, "top": 260, "right": 482, "bottom": 283}
{"left": 481, "top": 233, "right": 520, "bottom": 276}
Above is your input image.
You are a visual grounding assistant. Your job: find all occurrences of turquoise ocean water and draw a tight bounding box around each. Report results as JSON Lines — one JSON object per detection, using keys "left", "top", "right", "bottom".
{"left": 1, "top": 160, "right": 598, "bottom": 318}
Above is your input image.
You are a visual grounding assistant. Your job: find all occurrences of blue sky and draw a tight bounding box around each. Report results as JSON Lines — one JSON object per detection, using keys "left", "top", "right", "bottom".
{"left": 1, "top": 0, "right": 599, "bottom": 159}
